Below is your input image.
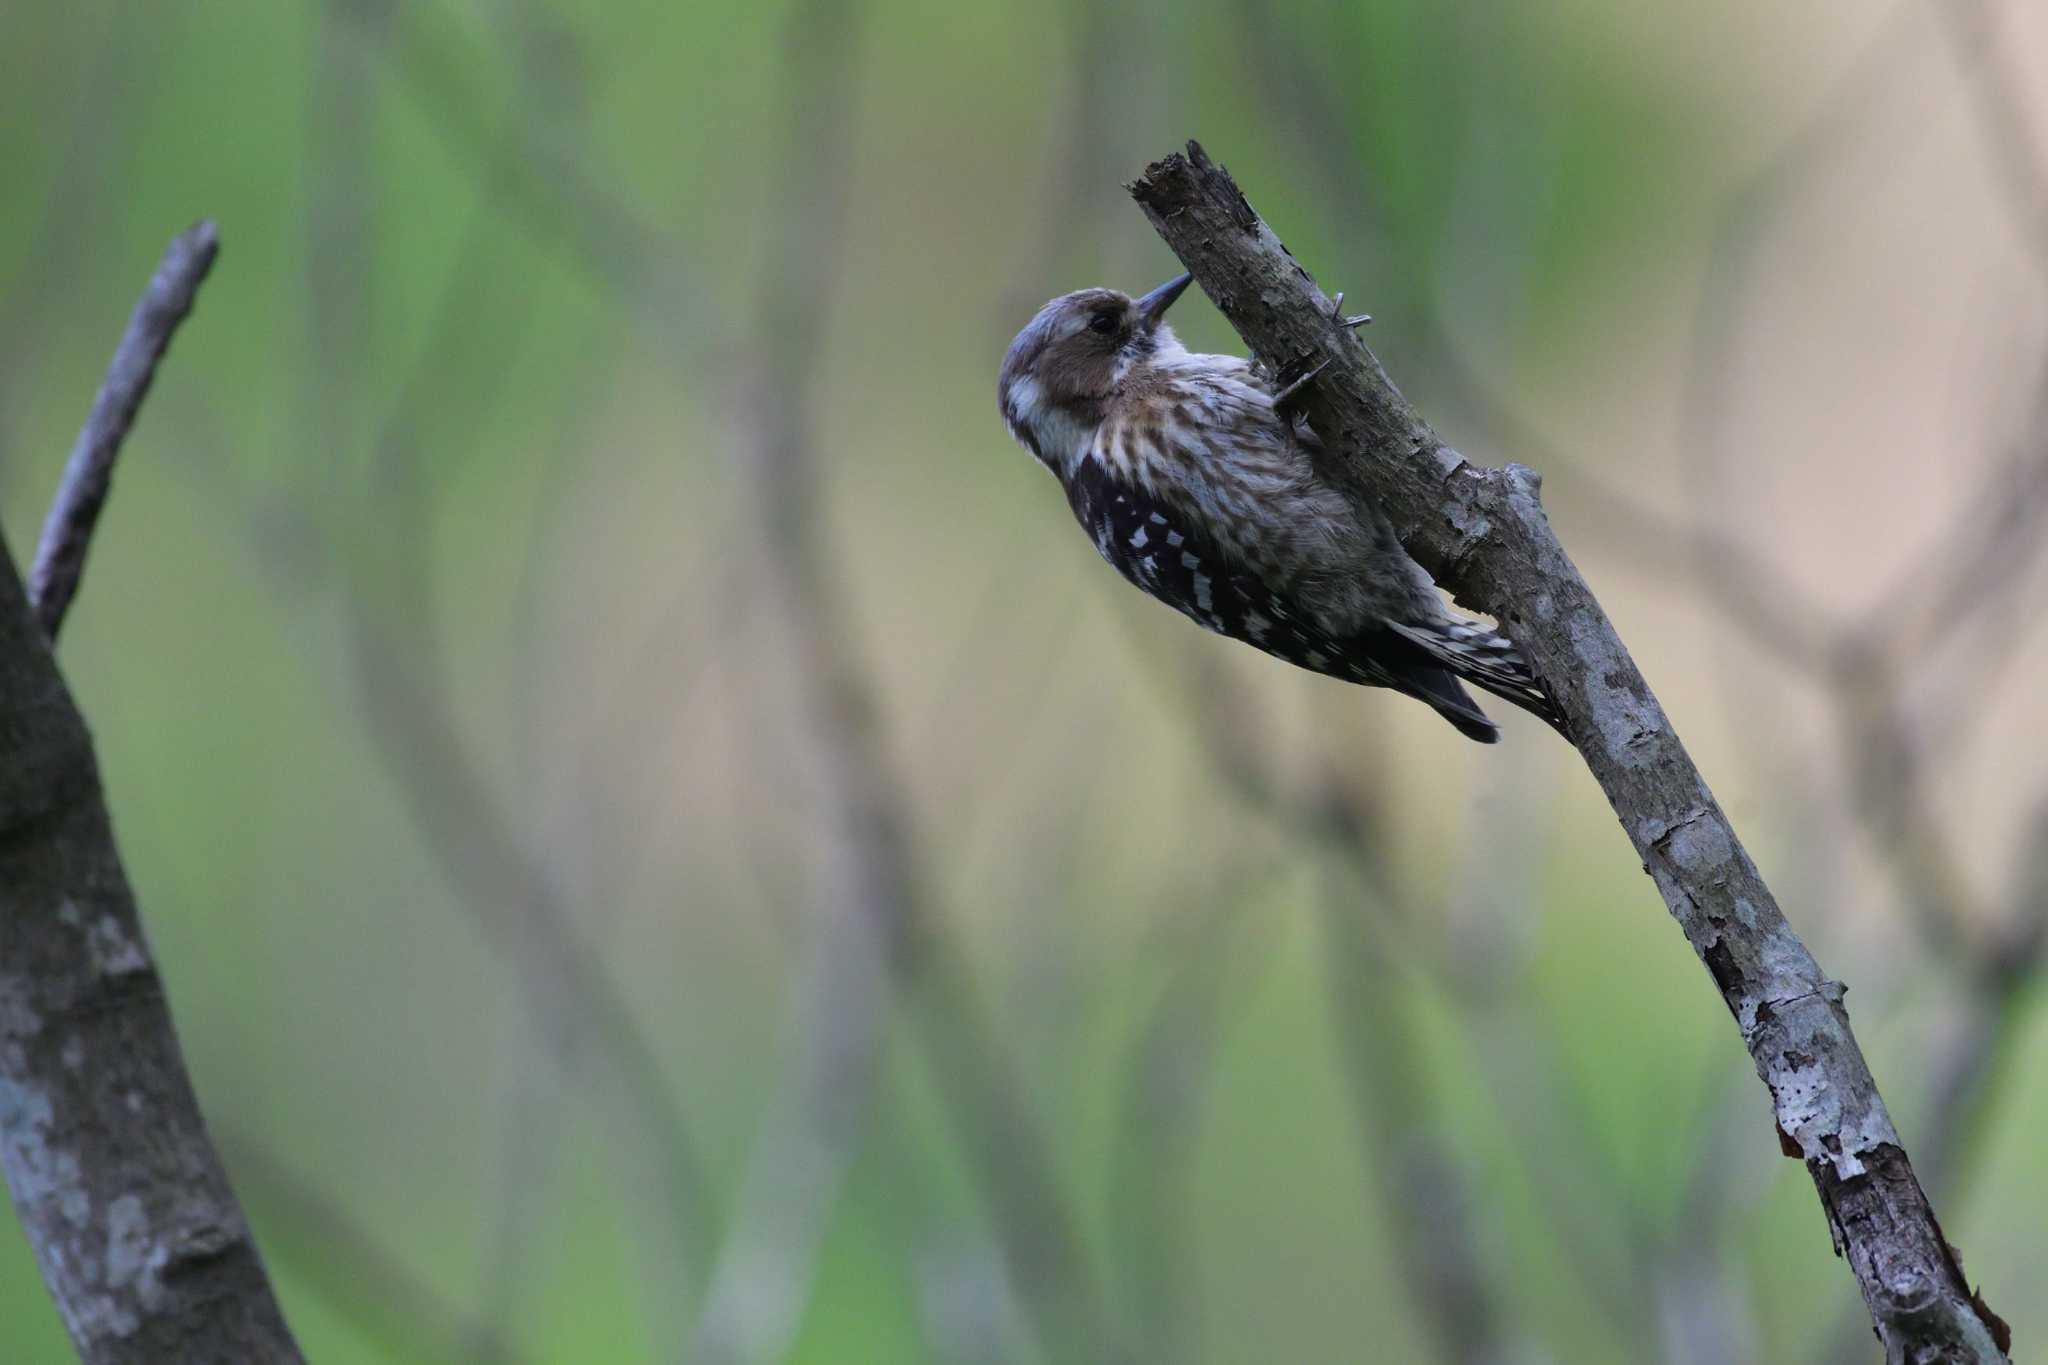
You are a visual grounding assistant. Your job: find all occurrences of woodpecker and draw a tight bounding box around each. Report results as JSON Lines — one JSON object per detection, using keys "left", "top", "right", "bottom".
{"left": 997, "top": 273, "right": 1566, "bottom": 743}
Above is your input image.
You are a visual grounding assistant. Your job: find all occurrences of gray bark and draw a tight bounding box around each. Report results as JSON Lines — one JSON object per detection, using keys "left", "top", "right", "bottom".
{"left": 0, "top": 224, "right": 303, "bottom": 1362}
{"left": 0, "top": 527, "right": 303, "bottom": 1362}
{"left": 1129, "top": 140, "right": 2008, "bottom": 1363}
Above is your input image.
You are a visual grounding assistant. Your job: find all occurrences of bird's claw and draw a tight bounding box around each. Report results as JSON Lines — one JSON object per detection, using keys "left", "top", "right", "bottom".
{"left": 1271, "top": 358, "right": 1331, "bottom": 410}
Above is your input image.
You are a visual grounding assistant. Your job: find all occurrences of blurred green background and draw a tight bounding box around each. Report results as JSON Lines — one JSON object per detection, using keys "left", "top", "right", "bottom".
{"left": 4, "top": 0, "right": 2046, "bottom": 1360}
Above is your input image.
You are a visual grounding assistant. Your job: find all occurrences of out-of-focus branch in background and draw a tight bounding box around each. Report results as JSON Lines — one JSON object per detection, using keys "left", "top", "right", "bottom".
{"left": 688, "top": 1, "right": 1133, "bottom": 1359}
{"left": 331, "top": 0, "right": 702, "bottom": 360}
{"left": 683, "top": 0, "right": 898, "bottom": 1358}
{"left": 1161, "top": 654, "right": 1536, "bottom": 1362}
{"left": 221, "top": 1134, "right": 528, "bottom": 1365}
{"left": 0, "top": 20, "right": 130, "bottom": 509}
{"left": 287, "top": 10, "right": 725, "bottom": 1350}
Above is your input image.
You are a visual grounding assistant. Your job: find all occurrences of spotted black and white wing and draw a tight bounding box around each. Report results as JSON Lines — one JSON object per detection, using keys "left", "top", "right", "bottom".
{"left": 1062, "top": 458, "right": 1509, "bottom": 741}
{"left": 1385, "top": 619, "right": 1562, "bottom": 734}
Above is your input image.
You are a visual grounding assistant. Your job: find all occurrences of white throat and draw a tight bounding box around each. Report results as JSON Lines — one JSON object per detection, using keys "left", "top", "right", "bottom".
{"left": 1004, "top": 325, "right": 1191, "bottom": 474}
{"left": 1004, "top": 374, "right": 1099, "bottom": 472}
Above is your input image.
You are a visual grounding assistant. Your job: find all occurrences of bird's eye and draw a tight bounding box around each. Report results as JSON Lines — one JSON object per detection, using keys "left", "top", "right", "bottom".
{"left": 1088, "top": 312, "right": 1119, "bottom": 335}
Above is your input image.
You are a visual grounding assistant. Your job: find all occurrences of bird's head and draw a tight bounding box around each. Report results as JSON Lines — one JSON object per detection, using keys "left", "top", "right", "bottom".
{"left": 998, "top": 273, "right": 1191, "bottom": 465}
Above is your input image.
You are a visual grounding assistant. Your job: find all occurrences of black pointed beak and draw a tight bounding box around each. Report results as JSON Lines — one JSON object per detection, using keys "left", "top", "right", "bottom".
{"left": 1134, "top": 272, "right": 1192, "bottom": 327}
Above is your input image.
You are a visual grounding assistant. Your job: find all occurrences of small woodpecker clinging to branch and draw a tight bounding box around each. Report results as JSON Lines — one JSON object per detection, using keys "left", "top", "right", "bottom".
{"left": 998, "top": 273, "right": 1567, "bottom": 743}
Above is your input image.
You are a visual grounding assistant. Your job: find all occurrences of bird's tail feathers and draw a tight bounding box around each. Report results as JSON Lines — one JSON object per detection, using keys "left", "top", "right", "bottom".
{"left": 1388, "top": 619, "right": 1570, "bottom": 739}
{"left": 1404, "top": 670, "right": 1502, "bottom": 743}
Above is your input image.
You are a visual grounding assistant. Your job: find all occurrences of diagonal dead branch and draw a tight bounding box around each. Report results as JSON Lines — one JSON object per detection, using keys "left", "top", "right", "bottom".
{"left": 1129, "top": 139, "right": 2010, "bottom": 1362}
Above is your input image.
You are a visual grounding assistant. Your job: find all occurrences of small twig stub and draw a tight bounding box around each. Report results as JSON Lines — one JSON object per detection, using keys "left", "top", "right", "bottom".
{"left": 30, "top": 220, "right": 219, "bottom": 639}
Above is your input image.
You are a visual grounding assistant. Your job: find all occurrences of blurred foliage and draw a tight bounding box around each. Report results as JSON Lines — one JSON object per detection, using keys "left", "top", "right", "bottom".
{"left": 4, "top": 1, "right": 2047, "bottom": 1362}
